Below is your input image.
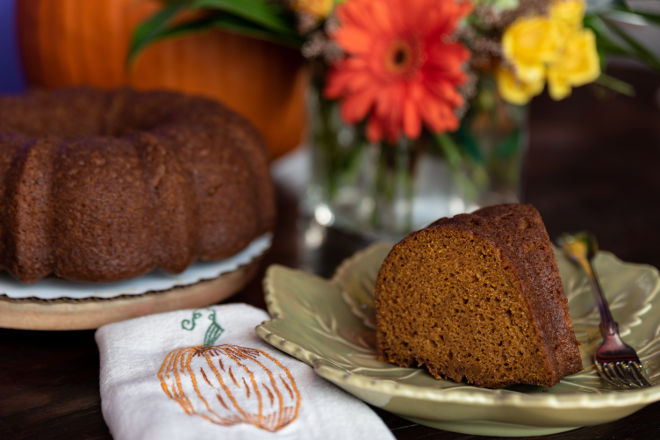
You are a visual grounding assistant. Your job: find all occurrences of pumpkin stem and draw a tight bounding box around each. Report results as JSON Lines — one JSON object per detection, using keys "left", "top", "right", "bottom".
{"left": 203, "top": 310, "right": 224, "bottom": 347}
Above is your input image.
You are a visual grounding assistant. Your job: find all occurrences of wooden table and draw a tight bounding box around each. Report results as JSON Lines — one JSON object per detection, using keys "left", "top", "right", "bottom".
{"left": 1, "top": 64, "right": 659, "bottom": 439}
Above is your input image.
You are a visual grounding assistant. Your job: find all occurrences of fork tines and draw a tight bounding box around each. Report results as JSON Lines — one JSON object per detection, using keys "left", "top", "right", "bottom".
{"left": 595, "top": 360, "right": 653, "bottom": 389}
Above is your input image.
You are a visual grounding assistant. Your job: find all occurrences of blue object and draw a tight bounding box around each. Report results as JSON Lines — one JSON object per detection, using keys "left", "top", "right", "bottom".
{"left": 0, "top": 0, "right": 26, "bottom": 93}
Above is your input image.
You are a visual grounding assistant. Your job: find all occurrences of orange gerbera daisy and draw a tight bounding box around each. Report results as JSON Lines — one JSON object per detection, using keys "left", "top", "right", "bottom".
{"left": 324, "top": 0, "right": 472, "bottom": 143}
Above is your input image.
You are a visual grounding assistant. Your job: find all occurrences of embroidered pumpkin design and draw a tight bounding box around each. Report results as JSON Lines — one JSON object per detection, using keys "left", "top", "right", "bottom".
{"left": 158, "top": 310, "right": 300, "bottom": 431}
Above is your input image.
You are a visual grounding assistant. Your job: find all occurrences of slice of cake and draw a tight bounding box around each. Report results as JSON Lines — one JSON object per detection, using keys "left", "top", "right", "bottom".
{"left": 374, "top": 204, "right": 582, "bottom": 388}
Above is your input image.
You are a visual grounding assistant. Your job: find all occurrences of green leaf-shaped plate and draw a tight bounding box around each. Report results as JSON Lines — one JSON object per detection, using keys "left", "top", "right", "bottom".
{"left": 257, "top": 243, "right": 660, "bottom": 436}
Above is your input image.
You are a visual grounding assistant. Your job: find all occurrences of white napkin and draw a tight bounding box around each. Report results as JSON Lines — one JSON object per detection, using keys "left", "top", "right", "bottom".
{"left": 96, "top": 304, "right": 395, "bottom": 440}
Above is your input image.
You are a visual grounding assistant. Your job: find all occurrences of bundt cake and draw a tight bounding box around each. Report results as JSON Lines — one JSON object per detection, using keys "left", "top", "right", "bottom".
{"left": 374, "top": 204, "right": 582, "bottom": 388}
{"left": 0, "top": 88, "right": 274, "bottom": 283}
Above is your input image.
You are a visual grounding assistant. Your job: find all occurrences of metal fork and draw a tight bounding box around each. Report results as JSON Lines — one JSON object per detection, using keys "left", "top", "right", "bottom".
{"left": 559, "top": 232, "right": 653, "bottom": 389}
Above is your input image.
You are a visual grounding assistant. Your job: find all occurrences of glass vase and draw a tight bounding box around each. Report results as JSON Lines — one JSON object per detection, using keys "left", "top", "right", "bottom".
{"left": 302, "top": 75, "right": 527, "bottom": 241}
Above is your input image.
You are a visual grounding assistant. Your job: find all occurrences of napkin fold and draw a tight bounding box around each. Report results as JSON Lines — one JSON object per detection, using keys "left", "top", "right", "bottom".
{"left": 96, "top": 303, "right": 395, "bottom": 440}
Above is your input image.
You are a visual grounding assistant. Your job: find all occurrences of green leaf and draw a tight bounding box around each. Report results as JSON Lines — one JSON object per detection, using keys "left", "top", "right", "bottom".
{"left": 493, "top": 131, "right": 520, "bottom": 159}
{"left": 585, "top": 15, "right": 629, "bottom": 54}
{"left": 128, "top": 0, "right": 190, "bottom": 66}
{"left": 434, "top": 133, "right": 463, "bottom": 169}
{"left": 453, "top": 125, "right": 486, "bottom": 164}
{"left": 153, "top": 14, "right": 304, "bottom": 48}
{"left": 190, "top": 0, "right": 295, "bottom": 35}
{"left": 434, "top": 134, "right": 488, "bottom": 201}
{"left": 153, "top": 16, "right": 216, "bottom": 40}
{"left": 586, "top": 0, "right": 624, "bottom": 13}
{"left": 627, "top": 10, "right": 660, "bottom": 25}
{"left": 210, "top": 15, "right": 304, "bottom": 47}
{"left": 127, "top": 0, "right": 304, "bottom": 67}
{"left": 612, "top": 3, "right": 660, "bottom": 25}
{"left": 601, "top": 17, "right": 660, "bottom": 69}
{"left": 596, "top": 73, "right": 635, "bottom": 96}
{"left": 585, "top": 14, "right": 649, "bottom": 64}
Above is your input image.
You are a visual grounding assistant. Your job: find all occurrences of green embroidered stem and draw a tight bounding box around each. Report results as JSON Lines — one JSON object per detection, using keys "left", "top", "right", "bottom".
{"left": 203, "top": 310, "right": 224, "bottom": 347}
{"left": 181, "top": 310, "right": 202, "bottom": 331}
{"left": 181, "top": 309, "right": 225, "bottom": 347}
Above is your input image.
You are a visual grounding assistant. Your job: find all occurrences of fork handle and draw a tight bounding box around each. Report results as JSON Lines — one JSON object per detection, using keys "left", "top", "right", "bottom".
{"left": 582, "top": 259, "right": 618, "bottom": 336}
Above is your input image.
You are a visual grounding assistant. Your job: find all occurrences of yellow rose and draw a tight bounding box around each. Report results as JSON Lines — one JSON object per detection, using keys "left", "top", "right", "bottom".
{"left": 497, "top": 0, "right": 600, "bottom": 104}
{"left": 547, "top": 29, "right": 600, "bottom": 100}
{"left": 291, "top": 0, "right": 334, "bottom": 19}
{"left": 550, "top": 0, "right": 586, "bottom": 29}
{"left": 501, "top": 16, "right": 562, "bottom": 83}
{"left": 496, "top": 66, "right": 545, "bottom": 105}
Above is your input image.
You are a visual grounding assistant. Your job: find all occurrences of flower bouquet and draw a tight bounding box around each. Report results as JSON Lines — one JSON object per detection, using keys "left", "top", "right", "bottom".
{"left": 131, "top": 0, "right": 660, "bottom": 239}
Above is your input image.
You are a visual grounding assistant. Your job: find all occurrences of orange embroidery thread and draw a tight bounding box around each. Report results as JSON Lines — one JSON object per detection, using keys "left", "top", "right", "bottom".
{"left": 158, "top": 310, "right": 301, "bottom": 432}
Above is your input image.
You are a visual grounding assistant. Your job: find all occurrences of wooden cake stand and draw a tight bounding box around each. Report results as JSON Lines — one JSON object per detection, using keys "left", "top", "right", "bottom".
{"left": 0, "top": 260, "right": 259, "bottom": 331}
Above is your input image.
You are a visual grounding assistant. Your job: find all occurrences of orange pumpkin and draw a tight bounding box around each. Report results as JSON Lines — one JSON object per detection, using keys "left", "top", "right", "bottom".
{"left": 15, "top": 0, "right": 307, "bottom": 159}
{"left": 159, "top": 344, "right": 301, "bottom": 431}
